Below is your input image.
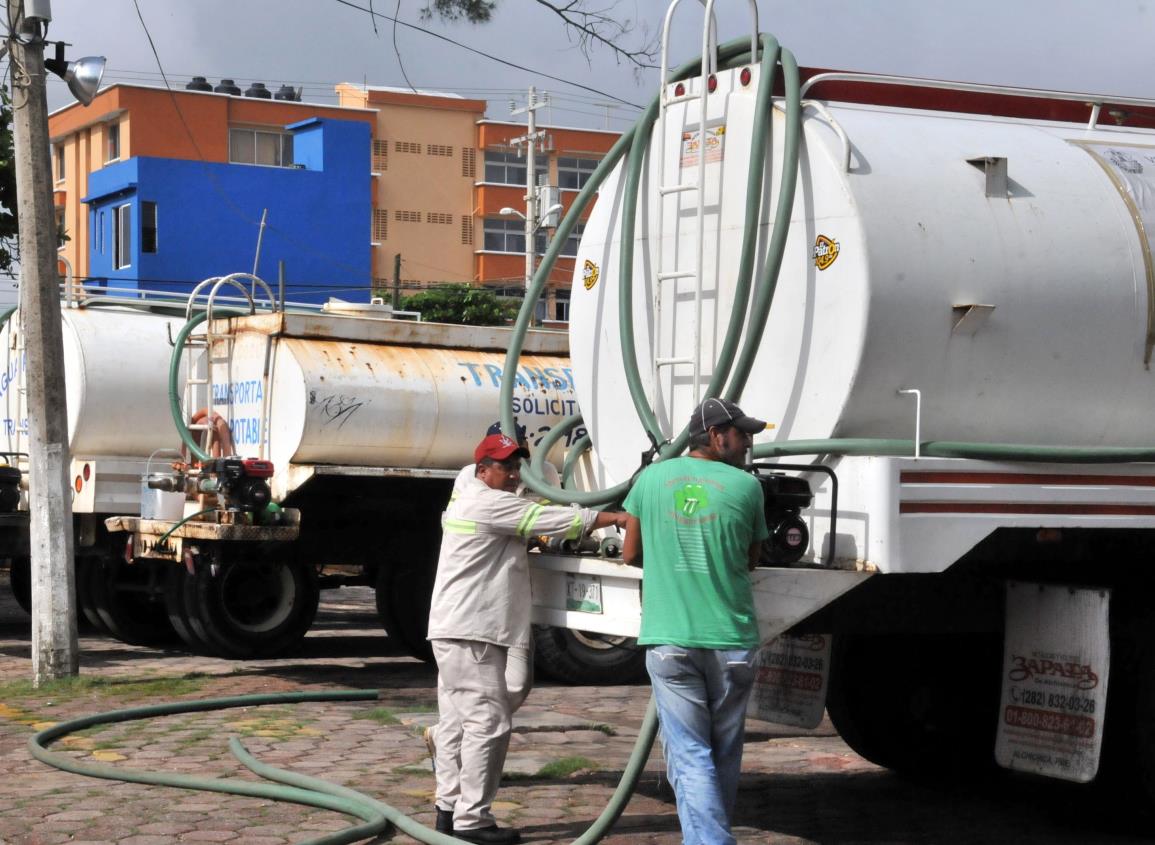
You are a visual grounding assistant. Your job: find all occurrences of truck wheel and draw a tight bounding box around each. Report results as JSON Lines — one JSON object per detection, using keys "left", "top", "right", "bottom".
{"left": 89, "top": 558, "right": 177, "bottom": 646}
{"left": 7, "top": 555, "right": 30, "bottom": 615}
{"left": 375, "top": 564, "right": 435, "bottom": 662}
{"left": 825, "top": 632, "right": 1002, "bottom": 776}
{"left": 190, "top": 557, "right": 319, "bottom": 659}
{"left": 76, "top": 557, "right": 110, "bottom": 633}
{"left": 532, "top": 624, "right": 648, "bottom": 685}
{"left": 164, "top": 567, "right": 218, "bottom": 655}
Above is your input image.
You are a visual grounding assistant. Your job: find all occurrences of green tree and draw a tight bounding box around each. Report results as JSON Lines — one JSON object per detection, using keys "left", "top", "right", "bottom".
{"left": 0, "top": 87, "right": 19, "bottom": 274}
{"left": 402, "top": 283, "right": 516, "bottom": 326}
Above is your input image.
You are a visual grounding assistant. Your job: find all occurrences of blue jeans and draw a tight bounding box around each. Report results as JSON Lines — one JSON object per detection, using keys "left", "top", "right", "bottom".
{"left": 646, "top": 645, "right": 757, "bottom": 845}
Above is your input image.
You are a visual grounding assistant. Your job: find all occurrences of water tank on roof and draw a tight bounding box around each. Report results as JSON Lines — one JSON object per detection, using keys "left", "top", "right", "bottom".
{"left": 245, "top": 82, "right": 272, "bottom": 99}
{"left": 185, "top": 76, "right": 212, "bottom": 92}
{"left": 273, "top": 85, "right": 299, "bottom": 102}
{"left": 214, "top": 78, "right": 241, "bottom": 95}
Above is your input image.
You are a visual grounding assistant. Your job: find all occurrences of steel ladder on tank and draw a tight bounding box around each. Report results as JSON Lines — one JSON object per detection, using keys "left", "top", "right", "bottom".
{"left": 652, "top": 0, "right": 759, "bottom": 433}
{"left": 182, "top": 275, "right": 276, "bottom": 460}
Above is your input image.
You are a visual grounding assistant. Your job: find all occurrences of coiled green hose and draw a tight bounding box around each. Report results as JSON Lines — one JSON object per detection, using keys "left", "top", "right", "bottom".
{"left": 30, "top": 689, "right": 660, "bottom": 845}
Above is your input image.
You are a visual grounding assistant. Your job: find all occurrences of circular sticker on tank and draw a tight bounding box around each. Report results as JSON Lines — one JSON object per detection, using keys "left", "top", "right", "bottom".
{"left": 814, "top": 234, "right": 840, "bottom": 271}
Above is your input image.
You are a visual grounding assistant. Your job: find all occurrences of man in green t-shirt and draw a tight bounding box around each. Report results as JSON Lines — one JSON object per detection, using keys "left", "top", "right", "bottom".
{"left": 622, "top": 398, "right": 769, "bottom": 845}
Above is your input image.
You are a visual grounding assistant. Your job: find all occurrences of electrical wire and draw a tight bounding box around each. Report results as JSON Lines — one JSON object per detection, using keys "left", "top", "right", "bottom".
{"left": 330, "top": 0, "right": 645, "bottom": 108}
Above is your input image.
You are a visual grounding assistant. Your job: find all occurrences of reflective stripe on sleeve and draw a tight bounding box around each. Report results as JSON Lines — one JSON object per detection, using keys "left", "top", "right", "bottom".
{"left": 443, "top": 517, "right": 477, "bottom": 534}
{"left": 516, "top": 503, "right": 545, "bottom": 538}
{"left": 564, "top": 512, "right": 584, "bottom": 541}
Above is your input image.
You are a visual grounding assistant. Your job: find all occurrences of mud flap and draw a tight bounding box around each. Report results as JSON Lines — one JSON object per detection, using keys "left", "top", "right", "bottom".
{"left": 996, "top": 581, "right": 1111, "bottom": 782}
{"left": 750, "top": 633, "right": 832, "bottom": 729}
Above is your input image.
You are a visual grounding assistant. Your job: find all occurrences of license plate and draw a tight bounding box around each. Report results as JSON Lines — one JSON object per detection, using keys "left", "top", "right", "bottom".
{"left": 565, "top": 573, "right": 603, "bottom": 614}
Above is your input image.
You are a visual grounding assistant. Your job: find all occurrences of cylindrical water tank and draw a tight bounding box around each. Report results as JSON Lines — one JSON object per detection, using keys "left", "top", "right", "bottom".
{"left": 185, "top": 76, "right": 213, "bottom": 92}
{"left": 570, "top": 65, "right": 1155, "bottom": 484}
{"left": 211, "top": 313, "right": 578, "bottom": 477}
{"left": 244, "top": 82, "right": 271, "bottom": 99}
{"left": 0, "top": 305, "right": 189, "bottom": 458}
{"left": 214, "top": 79, "right": 241, "bottom": 95}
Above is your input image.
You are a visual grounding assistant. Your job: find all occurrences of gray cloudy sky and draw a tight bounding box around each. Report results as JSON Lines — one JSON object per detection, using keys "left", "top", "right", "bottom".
{"left": 44, "top": 0, "right": 1155, "bottom": 128}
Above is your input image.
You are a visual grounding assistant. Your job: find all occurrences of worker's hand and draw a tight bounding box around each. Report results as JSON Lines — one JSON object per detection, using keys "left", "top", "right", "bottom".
{"left": 612, "top": 512, "right": 629, "bottom": 530}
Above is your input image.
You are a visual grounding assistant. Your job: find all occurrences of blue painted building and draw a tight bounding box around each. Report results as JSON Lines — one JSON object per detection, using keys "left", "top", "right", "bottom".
{"left": 82, "top": 117, "right": 371, "bottom": 306}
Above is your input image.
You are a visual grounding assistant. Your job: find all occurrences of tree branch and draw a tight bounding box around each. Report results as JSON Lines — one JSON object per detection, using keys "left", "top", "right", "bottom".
{"left": 422, "top": 0, "right": 658, "bottom": 70}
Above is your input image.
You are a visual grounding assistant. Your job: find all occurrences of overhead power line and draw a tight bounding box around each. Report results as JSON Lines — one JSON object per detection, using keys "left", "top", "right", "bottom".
{"left": 329, "top": 0, "right": 645, "bottom": 109}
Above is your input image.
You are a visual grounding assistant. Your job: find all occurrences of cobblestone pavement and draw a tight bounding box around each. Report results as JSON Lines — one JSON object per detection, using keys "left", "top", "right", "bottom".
{"left": 0, "top": 583, "right": 1150, "bottom": 845}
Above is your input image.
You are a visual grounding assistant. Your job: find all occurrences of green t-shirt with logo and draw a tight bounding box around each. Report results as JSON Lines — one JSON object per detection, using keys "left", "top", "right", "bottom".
{"left": 623, "top": 456, "right": 768, "bottom": 648}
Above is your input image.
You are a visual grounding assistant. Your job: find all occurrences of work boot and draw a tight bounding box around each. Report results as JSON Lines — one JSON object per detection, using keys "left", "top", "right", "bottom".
{"left": 454, "top": 825, "right": 520, "bottom": 845}
{"left": 423, "top": 726, "right": 437, "bottom": 773}
{"left": 434, "top": 806, "right": 453, "bottom": 834}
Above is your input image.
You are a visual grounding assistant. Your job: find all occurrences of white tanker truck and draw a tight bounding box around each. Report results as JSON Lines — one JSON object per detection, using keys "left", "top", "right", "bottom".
{"left": 78, "top": 278, "right": 642, "bottom": 682}
{"left": 509, "top": 2, "right": 1155, "bottom": 805}
{"left": 0, "top": 299, "right": 201, "bottom": 638}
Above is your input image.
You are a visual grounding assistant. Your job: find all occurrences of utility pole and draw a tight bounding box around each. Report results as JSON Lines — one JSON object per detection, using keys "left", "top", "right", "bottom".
{"left": 392, "top": 253, "right": 401, "bottom": 309}
{"left": 510, "top": 87, "right": 547, "bottom": 301}
{"left": 9, "top": 0, "right": 79, "bottom": 682}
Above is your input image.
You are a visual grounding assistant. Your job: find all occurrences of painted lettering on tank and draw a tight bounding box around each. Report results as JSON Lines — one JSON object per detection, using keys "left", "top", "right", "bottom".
{"left": 2, "top": 417, "right": 27, "bottom": 436}
{"left": 229, "top": 417, "right": 262, "bottom": 446}
{"left": 213, "top": 379, "right": 264, "bottom": 407}
{"left": 0, "top": 352, "right": 26, "bottom": 401}
{"left": 454, "top": 358, "right": 581, "bottom": 441}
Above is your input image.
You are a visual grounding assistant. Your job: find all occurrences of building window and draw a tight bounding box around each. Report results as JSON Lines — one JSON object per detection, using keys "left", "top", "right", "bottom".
{"left": 53, "top": 145, "right": 64, "bottom": 182}
{"left": 461, "top": 147, "right": 476, "bottom": 178}
{"left": 426, "top": 212, "right": 453, "bottom": 225}
{"left": 114, "top": 204, "right": 131, "bottom": 269}
{"left": 107, "top": 122, "right": 121, "bottom": 162}
{"left": 460, "top": 216, "right": 473, "bottom": 245}
{"left": 483, "top": 217, "right": 525, "bottom": 253}
{"left": 557, "top": 156, "right": 598, "bottom": 190}
{"left": 395, "top": 140, "right": 421, "bottom": 154}
{"left": 229, "top": 127, "right": 294, "bottom": 167}
{"left": 373, "top": 209, "right": 389, "bottom": 241}
{"left": 395, "top": 210, "right": 420, "bottom": 223}
{"left": 372, "top": 139, "right": 388, "bottom": 171}
{"left": 483, "top": 149, "right": 546, "bottom": 186}
{"left": 141, "top": 201, "right": 157, "bottom": 254}
{"left": 555, "top": 288, "right": 571, "bottom": 322}
{"left": 95, "top": 210, "right": 104, "bottom": 254}
{"left": 560, "top": 223, "right": 585, "bottom": 257}
{"left": 426, "top": 144, "right": 453, "bottom": 157}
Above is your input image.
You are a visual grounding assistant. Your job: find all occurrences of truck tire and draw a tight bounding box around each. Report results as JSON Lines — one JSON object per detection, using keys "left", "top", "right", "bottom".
{"left": 825, "top": 631, "right": 1001, "bottom": 777}
{"left": 375, "top": 563, "right": 435, "bottom": 662}
{"left": 76, "top": 557, "right": 110, "bottom": 633}
{"left": 532, "top": 624, "right": 648, "bottom": 685}
{"left": 189, "top": 557, "right": 319, "bottom": 659}
{"left": 164, "top": 566, "right": 218, "bottom": 655}
{"left": 89, "top": 558, "right": 177, "bottom": 646}
{"left": 7, "top": 555, "right": 30, "bottom": 615}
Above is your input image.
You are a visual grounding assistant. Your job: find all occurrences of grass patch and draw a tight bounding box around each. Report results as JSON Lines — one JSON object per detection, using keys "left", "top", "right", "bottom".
{"left": 505, "top": 756, "right": 601, "bottom": 781}
{"left": 352, "top": 707, "right": 400, "bottom": 726}
{"left": 0, "top": 673, "right": 208, "bottom": 704}
{"left": 537, "top": 756, "right": 600, "bottom": 778}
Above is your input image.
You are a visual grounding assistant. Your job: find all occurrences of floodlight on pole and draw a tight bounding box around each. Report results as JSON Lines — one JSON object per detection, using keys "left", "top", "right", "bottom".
{"left": 44, "top": 41, "right": 105, "bottom": 106}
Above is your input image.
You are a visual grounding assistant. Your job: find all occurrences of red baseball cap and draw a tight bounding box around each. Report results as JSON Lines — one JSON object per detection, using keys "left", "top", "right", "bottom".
{"left": 474, "top": 433, "right": 530, "bottom": 463}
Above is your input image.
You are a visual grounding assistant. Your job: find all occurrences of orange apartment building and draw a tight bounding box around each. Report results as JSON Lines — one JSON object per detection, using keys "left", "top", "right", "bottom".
{"left": 50, "top": 81, "right": 620, "bottom": 321}
{"left": 336, "top": 85, "right": 620, "bottom": 322}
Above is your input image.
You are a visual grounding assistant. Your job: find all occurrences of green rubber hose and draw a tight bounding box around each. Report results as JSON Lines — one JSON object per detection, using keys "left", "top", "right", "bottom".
{"left": 31, "top": 689, "right": 660, "bottom": 845}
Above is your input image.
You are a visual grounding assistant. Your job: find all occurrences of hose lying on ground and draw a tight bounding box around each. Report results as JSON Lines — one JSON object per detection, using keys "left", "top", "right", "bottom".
{"left": 30, "top": 689, "right": 659, "bottom": 845}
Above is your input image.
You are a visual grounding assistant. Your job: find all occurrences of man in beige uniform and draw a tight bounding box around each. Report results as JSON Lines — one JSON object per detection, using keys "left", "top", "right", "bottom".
{"left": 427, "top": 433, "right": 625, "bottom": 844}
